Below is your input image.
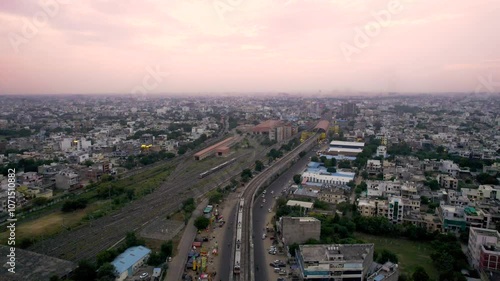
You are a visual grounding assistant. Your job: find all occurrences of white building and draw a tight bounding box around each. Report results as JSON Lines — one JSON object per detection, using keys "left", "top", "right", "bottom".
{"left": 376, "top": 146, "right": 387, "bottom": 158}
{"left": 468, "top": 227, "right": 500, "bottom": 269}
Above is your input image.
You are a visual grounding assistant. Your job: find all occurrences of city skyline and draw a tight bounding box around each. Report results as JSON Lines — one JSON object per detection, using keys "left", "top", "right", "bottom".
{"left": 1, "top": 0, "right": 500, "bottom": 95}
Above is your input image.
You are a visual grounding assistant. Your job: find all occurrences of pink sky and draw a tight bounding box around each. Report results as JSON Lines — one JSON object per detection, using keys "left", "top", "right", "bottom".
{"left": 0, "top": 0, "right": 499, "bottom": 95}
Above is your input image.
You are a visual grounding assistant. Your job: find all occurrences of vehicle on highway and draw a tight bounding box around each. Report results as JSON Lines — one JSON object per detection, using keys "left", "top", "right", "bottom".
{"left": 262, "top": 233, "right": 266, "bottom": 239}
{"left": 270, "top": 190, "right": 274, "bottom": 194}
{"left": 262, "top": 194, "right": 265, "bottom": 198}
{"left": 268, "top": 208, "right": 272, "bottom": 213}
{"left": 260, "top": 204, "right": 263, "bottom": 208}
{"left": 263, "top": 199, "right": 266, "bottom": 203}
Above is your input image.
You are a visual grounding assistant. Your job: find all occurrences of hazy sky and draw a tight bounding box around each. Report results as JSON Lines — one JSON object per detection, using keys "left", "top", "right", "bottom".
{"left": 1, "top": 0, "right": 499, "bottom": 95}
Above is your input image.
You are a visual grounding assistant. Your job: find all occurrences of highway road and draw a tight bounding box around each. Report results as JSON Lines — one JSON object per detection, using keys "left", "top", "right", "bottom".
{"left": 253, "top": 149, "right": 317, "bottom": 281}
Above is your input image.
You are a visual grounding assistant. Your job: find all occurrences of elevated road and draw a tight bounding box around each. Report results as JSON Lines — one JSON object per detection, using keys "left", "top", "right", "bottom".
{"left": 237, "top": 132, "right": 319, "bottom": 281}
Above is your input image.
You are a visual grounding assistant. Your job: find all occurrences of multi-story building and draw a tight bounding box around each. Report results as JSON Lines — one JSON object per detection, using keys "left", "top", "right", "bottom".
{"left": 462, "top": 185, "right": 500, "bottom": 201}
{"left": 438, "top": 205, "right": 467, "bottom": 233}
{"left": 55, "top": 170, "right": 80, "bottom": 190}
{"left": 366, "top": 160, "right": 382, "bottom": 175}
{"left": 437, "top": 174, "right": 459, "bottom": 190}
{"left": 279, "top": 217, "right": 321, "bottom": 245}
{"left": 376, "top": 146, "right": 387, "bottom": 158}
{"left": 318, "top": 188, "right": 348, "bottom": 204}
{"left": 468, "top": 228, "right": 500, "bottom": 271}
{"left": 296, "top": 244, "right": 374, "bottom": 280}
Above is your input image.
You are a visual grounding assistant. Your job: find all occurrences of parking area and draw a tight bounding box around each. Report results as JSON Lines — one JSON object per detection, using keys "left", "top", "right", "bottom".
{"left": 126, "top": 265, "right": 155, "bottom": 281}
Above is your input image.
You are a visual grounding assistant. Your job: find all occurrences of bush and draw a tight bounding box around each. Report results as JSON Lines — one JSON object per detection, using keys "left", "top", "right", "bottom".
{"left": 61, "top": 198, "right": 88, "bottom": 212}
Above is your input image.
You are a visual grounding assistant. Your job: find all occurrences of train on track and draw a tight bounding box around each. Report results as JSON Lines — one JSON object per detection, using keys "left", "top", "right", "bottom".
{"left": 198, "top": 157, "right": 237, "bottom": 179}
{"left": 233, "top": 198, "right": 244, "bottom": 275}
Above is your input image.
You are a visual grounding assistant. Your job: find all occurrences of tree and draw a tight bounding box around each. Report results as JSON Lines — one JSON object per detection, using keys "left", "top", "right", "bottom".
{"left": 327, "top": 167, "right": 337, "bottom": 173}
{"left": 293, "top": 174, "right": 302, "bottom": 185}
{"left": 299, "top": 151, "right": 307, "bottom": 158}
{"left": 208, "top": 191, "right": 223, "bottom": 205}
{"left": 96, "top": 263, "right": 116, "bottom": 281}
{"left": 73, "top": 260, "right": 97, "bottom": 281}
{"left": 241, "top": 168, "right": 253, "bottom": 182}
{"left": 361, "top": 171, "right": 368, "bottom": 180}
{"left": 255, "top": 160, "right": 264, "bottom": 172}
{"left": 83, "top": 159, "right": 94, "bottom": 167}
{"left": 125, "top": 232, "right": 144, "bottom": 248}
{"left": 412, "top": 266, "right": 429, "bottom": 281}
{"left": 32, "top": 197, "right": 49, "bottom": 206}
{"left": 194, "top": 216, "right": 210, "bottom": 230}
{"left": 377, "top": 249, "right": 399, "bottom": 264}
{"left": 289, "top": 243, "right": 299, "bottom": 256}
{"left": 311, "top": 156, "right": 319, "bottom": 162}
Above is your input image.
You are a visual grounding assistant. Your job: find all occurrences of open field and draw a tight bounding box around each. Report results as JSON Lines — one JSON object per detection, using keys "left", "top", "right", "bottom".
{"left": 355, "top": 232, "right": 438, "bottom": 279}
{"left": 0, "top": 201, "right": 103, "bottom": 243}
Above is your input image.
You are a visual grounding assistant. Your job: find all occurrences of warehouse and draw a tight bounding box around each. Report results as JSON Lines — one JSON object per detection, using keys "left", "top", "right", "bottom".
{"left": 111, "top": 246, "right": 151, "bottom": 281}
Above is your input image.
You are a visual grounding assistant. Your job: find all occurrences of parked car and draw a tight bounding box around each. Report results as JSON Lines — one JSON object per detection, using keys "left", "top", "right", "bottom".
{"left": 139, "top": 272, "right": 149, "bottom": 279}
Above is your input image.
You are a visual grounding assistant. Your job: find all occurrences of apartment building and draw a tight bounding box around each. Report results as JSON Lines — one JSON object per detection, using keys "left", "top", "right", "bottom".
{"left": 296, "top": 244, "right": 374, "bottom": 280}
{"left": 468, "top": 228, "right": 500, "bottom": 271}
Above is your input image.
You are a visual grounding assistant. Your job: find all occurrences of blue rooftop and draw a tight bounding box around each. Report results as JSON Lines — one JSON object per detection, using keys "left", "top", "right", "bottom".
{"left": 374, "top": 274, "right": 385, "bottom": 281}
{"left": 111, "top": 246, "right": 151, "bottom": 274}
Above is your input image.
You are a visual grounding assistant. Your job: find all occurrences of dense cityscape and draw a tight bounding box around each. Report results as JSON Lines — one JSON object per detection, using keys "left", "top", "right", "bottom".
{"left": 0, "top": 94, "right": 498, "bottom": 281}
{"left": 2, "top": 1, "right": 500, "bottom": 281}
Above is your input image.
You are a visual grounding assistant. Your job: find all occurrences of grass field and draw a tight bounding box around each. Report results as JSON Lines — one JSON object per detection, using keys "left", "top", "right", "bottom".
{"left": 355, "top": 232, "right": 438, "bottom": 279}
{"left": 0, "top": 201, "right": 103, "bottom": 243}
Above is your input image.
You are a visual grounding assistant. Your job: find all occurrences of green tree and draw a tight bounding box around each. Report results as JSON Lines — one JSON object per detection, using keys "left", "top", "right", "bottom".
{"left": 194, "top": 216, "right": 210, "bottom": 230}
{"left": 293, "top": 174, "right": 302, "bottom": 184}
{"left": 377, "top": 249, "right": 399, "bottom": 264}
{"left": 327, "top": 167, "right": 337, "bottom": 173}
{"left": 255, "top": 160, "right": 264, "bottom": 172}
{"left": 412, "top": 266, "right": 429, "bottom": 281}
{"left": 289, "top": 243, "right": 300, "bottom": 256}
{"left": 311, "top": 156, "right": 319, "bottom": 162}
{"left": 96, "top": 263, "right": 116, "bottom": 281}
{"left": 241, "top": 168, "right": 253, "bottom": 182}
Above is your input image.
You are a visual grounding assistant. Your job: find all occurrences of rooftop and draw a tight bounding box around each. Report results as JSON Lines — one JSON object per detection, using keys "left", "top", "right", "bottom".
{"left": 299, "top": 244, "right": 374, "bottom": 262}
{"left": 111, "top": 246, "right": 152, "bottom": 274}
{"left": 286, "top": 200, "right": 314, "bottom": 209}
{"left": 0, "top": 246, "right": 76, "bottom": 281}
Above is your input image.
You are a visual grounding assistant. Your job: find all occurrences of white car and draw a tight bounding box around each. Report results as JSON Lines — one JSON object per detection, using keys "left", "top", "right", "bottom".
{"left": 262, "top": 233, "right": 266, "bottom": 239}
{"left": 140, "top": 272, "right": 149, "bottom": 279}
{"left": 270, "top": 190, "right": 274, "bottom": 194}
{"left": 268, "top": 208, "right": 272, "bottom": 213}
{"left": 263, "top": 199, "right": 266, "bottom": 203}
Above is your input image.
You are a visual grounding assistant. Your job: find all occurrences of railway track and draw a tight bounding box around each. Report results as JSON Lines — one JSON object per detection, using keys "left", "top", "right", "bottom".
{"left": 27, "top": 134, "right": 286, "bottom": 261}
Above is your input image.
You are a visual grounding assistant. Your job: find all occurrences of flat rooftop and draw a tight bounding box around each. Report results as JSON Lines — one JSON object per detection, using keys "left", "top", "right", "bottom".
{"left": 287, "top": 200, "right": 314, "bottom": 209}
{"left": 299, "top": 244, "right": 374, "bottom": 262}
{"left": 0, "top": 246, "right": 76, "bottom": 281}
{"left": 472, "top": 227, "right": 500, "bottom": 237}
{"left": 329, "top": 141, "right": 365, "bottom": 147}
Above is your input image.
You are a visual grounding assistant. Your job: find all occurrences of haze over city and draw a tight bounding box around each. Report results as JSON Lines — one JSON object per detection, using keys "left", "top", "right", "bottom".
{"left": 1, "top": 0, "right": 500, "bottom": 95}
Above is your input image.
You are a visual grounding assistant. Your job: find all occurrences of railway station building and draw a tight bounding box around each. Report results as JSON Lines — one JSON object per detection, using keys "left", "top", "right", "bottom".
{"left": 193, "top": 137, "right": 235, "bottom": 160}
